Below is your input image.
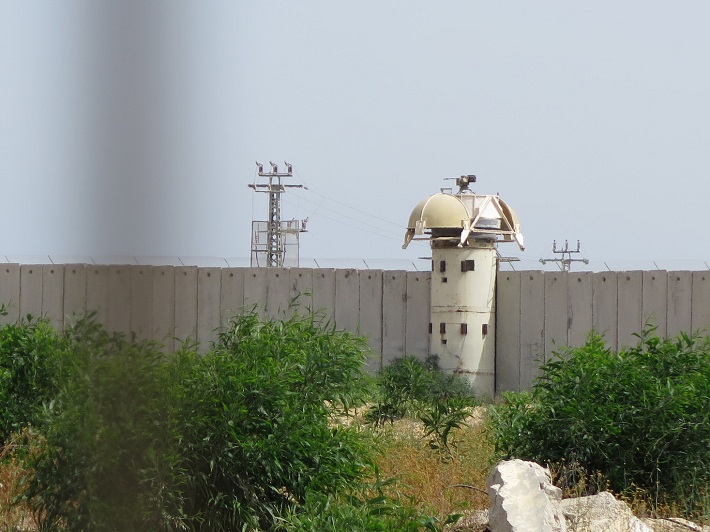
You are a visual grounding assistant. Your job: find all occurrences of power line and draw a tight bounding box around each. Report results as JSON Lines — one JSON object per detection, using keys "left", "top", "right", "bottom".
{"left": 282, "top": 196, "right": 426, "bottom": 246}
{"left": 292, "top": 170, "right": 402, "bottom": 229}
{"left": 286, "top": 191, "right": 399, "bottom": 235}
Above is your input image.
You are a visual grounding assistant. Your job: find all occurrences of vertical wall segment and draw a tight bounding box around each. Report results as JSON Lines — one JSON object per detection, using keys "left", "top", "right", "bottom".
{"left": 519, "top": 271, "right": 545, "bottom": 389}
{"left": 130, "top": 266, "right": 154, "bottom": 342}
{"left": 174, "top": 266, "right": 198, "bottom": 342}
{"left": 667, "top": 272, "right": 692, "bottom": 336}
{"left": 107, "top": 267, "right": 131, "bottom": 335}
{"left": 495, "top": 271, "right": 521, "bottom": 393}
{"left": 19, "top": 265, "right": 43, "bottom": 320}
{"left": 0, "top": 264, "right": 21, "bottom": 325}
{"left": 42, "top": 265, "right": 64, "bottom": 331}
{"left": 617, "top": 271, "right": 643, "bottom": 348}
{"left": 568, "top": 272, "right": 593, "bottom": 347}
{"left": 382, "top": 270, "right": 407, "bottom": 367}
{"left": 153, "top": 266, "right": 176, "bottom": 351}
{"left": 592, "top": 272, "right": 618, "bottom": 350}
{"left": 405, "top": 271, "right": 430, "bottom": 359}
{"left": 359, "top": 270, "right": 383, "bottom": 368}
{"left": 642, "top": 271, "right": 667, "bottom": 337}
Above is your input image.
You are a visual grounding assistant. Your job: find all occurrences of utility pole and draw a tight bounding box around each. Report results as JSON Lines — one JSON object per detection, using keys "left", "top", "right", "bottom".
{"left": 249, "top": 161, "right": 307, "bottom": 267}
{"left": 539, "top": 240, "right": 589, "bottom": 271}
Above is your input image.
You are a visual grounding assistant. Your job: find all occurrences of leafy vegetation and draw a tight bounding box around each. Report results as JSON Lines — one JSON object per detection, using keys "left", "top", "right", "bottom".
{"left": 366, "top": 355, "right": 476, "bottom": 426}
{"left": 274, "top": 471, "right": 462, "bottom": 531}
{"left": 2, "top": 309, "right": 483, "bottom": 530}
{"left": 173, "top": 311, "right": 373, "bottom": 530}
{"left": 0, "top": 310, "right": 63, "bottom": 445}
{"left": 22, "top": 318, "right": 184, "bottom": 530}
{"left": 420, "top": 396, "right": 473, "bottom": 456}
{"left": 490, "top": 326, "right": 710, "bottom": 518}
{"left": 6, "top": 303, "right": 707, "bottom": 528}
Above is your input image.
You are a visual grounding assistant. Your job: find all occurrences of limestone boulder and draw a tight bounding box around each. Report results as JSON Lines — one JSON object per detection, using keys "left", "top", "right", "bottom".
{"left": 560, "top": 491, "right": 652, "bottom": 532}
{"left": 487, "top": 459, "right": 566, "bottom": 532}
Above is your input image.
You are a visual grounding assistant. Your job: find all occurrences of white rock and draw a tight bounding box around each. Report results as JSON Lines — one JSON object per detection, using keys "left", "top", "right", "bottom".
{"left": 560, "top": 491, "right": 653, "bottom": 532}
{"left": 488, "top": 459, "right": 567, "bottom": 532}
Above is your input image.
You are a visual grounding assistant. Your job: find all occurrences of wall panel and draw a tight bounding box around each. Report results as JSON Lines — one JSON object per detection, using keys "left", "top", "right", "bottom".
{"left": 86, "top": 266, "right": 109, "bottom": 327}
{"left": 312, "top": 269, "right": 336, "bottom": 324}
{"left": 405, "top": 271, "right": 430, "bottom": 359}
{"left": 520, "top": 271, "right": 545, "bottom": 389}
{"left": 335, "top": 269, "right": 359, "bottom": 332}
{"left": 617, "top": 271, "right": 643, "bottom": 348}
{"left": 544, "top": 272, "right": 567, "bottom": 356}
{"left": 153, "top": 266, "right": 176, "bottom": 351}
{"left": 175, "top": 266, "right": 198, "bottom": 342}
{"left": 63, "top": 265, "right": 86, "bottom": 325}
{"left": 220, "top": 268, "right": 245, "bottom": 325}
{"left": 0, "top": 264, "right": 21, "bottom": 324}
{"left": 642, "top": 271, "right": 667, "bottom": 337}
{"left": 691, "top": 271, "right": 710, "bottom": 334}
{"left": 568, "top": 272, "right": 593, "bottom": 347}
{"left": 197, "top": 267, "right": 221, "bottom": 349}
{"left": 19, "top": 265, "right": 43, "bottom": 320}
{"left": 289, "top": 268, "right": 313, "bottom": 316}
{"left": 130, "top": 266, "right": 153, "bottom": 341}
{"left": 592, "top": 272, "right": 617, "bottom": 350}
{"left": 107, "top": 267, "right": 131, "bottom": 335}
{"left": 382, "top": 271, "right": 407, "bottom": 367}
{"left": 265, "top": 268, "right": 290, "bottom": 318}
{"left": 359, "top": 270, "right": 383, "bottom": 368}
{"left": 42, "top": 265, "right": 64, "bottom": 330}
{"left": 667, "top": 272, "right": 692, "bottom": 336}
{"left": 496, "top": 271, "right": 521, "bottom": 393}
{"left": 243, "top": 268, "right": 267, "bottom": 319}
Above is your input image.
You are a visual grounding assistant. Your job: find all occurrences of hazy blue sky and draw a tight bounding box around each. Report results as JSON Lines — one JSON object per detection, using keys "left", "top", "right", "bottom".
{"left": 2, "top": 2, "right": 709, "bottom": 269}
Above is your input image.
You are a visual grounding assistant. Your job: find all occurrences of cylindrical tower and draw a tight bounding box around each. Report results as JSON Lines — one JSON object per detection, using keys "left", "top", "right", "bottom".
{"left": 403, "top": 176, "right": 524, "bottom": 397}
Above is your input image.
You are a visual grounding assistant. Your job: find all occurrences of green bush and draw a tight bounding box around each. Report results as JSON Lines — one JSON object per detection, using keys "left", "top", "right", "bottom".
{"left": 366, "top": 356, "right": 475, "bottom": 425}
{"left": 490, "top": 326, "right": 710, "bottom": 516}
{"left": 21, "top": 310, "right": 376, "bottom": 530}
{"left": 0, "top": 311, "right": 64, "bottom": 444}
{"left": 275, "top": 474, "right": 458, "bottom": 531}
{"left": 23, "top": 317, "right": 182, "bottom": 531}
{"left": 175, "top": 310, "right": 372, "bottom": 530}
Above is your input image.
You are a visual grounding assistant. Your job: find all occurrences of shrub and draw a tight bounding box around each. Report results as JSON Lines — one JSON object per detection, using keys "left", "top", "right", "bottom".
{"left": 0, "top": 312, "right": 64, "bottom": 444}
{"left": 19, "top": 310, "right": 377, "bottom": 530}
{"left": 22, "top": 317, "right": 182, "bottom": 531}
{"left": 174, "top": 310, "right": 373, "bottom": 530}
{"left": 490, "top": 326, "right": 710, "bottom": 516}
{"left": 366, "top": 356, "right": 476, "bottom": 425}
{"left": 420, "top": 396, "right": 472, "bottom": 456}
{"left": 274, "top": 474, "right": 458, "bottom": 531}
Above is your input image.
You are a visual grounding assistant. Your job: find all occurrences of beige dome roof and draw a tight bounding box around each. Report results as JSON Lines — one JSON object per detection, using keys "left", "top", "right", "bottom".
{"left": 407, "top": 193, "right": 470, "bottom": 230}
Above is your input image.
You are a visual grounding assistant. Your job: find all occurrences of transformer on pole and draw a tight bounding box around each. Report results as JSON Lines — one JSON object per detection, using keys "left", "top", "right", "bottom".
{"left": 539, "top": 240, "right": 589, "bottom": 271}
{"left": 249, "top": 161, "right": 308, "bottom": 267}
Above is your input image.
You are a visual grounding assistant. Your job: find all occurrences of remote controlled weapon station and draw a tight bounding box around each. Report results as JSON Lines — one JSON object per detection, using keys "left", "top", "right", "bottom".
{"left": 403, "top": 175, "right": 524, "bottom": 396}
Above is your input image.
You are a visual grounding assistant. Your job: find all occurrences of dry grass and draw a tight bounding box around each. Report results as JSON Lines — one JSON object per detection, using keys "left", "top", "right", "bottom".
{"left": 369, "top": 410, "right": 493, "bottom": 520}
{"left": 0, "top": 432, "right": 38, "bottom": 532}
{"left": 549, "top": 459, "right": 709, "bottom": 525}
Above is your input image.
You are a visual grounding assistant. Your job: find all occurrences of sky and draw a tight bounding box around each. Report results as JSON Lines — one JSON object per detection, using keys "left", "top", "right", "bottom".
{"left": 2, "top": 2, "right": 710, "bottom": 270}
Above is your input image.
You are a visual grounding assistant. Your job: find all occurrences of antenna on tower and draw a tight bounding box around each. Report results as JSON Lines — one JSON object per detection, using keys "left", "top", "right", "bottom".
{"left": 248, "top": 161, "right": 308, "bottom": 267}
{"left": 539, "top": 240, "right": 589, "bottom": 271}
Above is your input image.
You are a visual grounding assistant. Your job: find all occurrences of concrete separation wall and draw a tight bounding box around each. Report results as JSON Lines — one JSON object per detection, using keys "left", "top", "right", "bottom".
{"left": 0, "top": 264, "right": 430, "bottom": 372}
{"left": 1, "top": 265, "right": 707, "bottom": 387}
{"left": 495, "top": 270, "right": 710, "bottom": 393}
